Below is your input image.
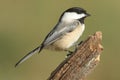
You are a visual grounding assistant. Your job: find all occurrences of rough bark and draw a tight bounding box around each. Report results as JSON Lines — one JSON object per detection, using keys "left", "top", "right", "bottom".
{"left": 48, "top": 31, "right": 103, "bottom": 80}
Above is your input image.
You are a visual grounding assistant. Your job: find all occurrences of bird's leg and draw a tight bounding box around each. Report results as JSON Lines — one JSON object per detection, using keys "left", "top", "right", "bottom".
{"left": 78, "top": 40, "right": 83, "bottom": 45}
{"left": 75, "top": 40, "right": 83, "bottom": 48}
{"left": 65, "top": 41, "right": 83, "bottom": 58}
{"left": 74, "top": 41, "right": 83, "bottom": 52}
{"left": 65, "top": 50, "right": 73, "bottom": 58}
{"left": 67, "top": 50, "right": 73, "bottom": 56}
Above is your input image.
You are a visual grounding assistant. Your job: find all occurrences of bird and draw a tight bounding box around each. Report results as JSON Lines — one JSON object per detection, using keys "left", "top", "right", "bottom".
{"left": 15, "top": 7, "right": 90, "bottom": 67}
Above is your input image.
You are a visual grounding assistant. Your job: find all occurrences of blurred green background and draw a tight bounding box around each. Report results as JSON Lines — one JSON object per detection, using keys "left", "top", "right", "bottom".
{"left": 0, "top": 0, "right": 120, "bottom": 80}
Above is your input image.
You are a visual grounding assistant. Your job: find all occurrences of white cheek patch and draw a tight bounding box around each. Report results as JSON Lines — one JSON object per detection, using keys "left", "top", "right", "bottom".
{"left": 61, "top": 12, "right": 86, "bottom": 22}
{"left": 77, "top": 13, "right": 86, "bottom": 19}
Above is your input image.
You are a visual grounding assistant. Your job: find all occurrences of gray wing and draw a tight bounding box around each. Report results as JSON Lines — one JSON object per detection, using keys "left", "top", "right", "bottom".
{"left": 43, "top": 20, "right": 79, "bottom": 46}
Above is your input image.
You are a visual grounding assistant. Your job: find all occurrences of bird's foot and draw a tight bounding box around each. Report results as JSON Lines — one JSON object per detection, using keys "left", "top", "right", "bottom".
{"left": 65, "top": 50, "right": 73, "bottom": 58}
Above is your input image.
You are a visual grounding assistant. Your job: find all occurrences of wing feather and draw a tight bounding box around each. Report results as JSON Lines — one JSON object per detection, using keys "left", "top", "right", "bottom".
{"left": 43, "top": 21, "right": 79, "bottom": 46}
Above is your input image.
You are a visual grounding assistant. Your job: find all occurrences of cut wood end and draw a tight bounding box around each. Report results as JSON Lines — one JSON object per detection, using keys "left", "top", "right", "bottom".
{"left": 89, "top": 31, "right": 103, "bottom": 52}
{"left": 95, "top": 55, "right": 100, "bottom": 61}
{"left": 98, "top": 44, "right": 104, "bottom": 51}
{"left": 95, "top": 31, "right": 102, "bottom": 40}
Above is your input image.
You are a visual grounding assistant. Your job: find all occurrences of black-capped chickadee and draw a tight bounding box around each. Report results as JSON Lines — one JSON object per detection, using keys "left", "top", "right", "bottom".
{"left": 15, "top": 7, "right": 90, "bottom": 67}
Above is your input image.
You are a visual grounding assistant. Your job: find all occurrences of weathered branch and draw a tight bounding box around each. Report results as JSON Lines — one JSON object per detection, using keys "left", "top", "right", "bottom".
{"left": 48, "top": 31, "right": 103, "bottom": 80}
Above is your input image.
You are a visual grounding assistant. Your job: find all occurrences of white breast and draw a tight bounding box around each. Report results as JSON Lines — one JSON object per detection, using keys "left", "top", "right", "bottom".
{"left": 53, "top": 24, "right": 85, "bottom": 50}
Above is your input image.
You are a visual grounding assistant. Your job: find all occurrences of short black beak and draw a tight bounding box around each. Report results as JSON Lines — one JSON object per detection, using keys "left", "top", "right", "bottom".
{"left": 86, "top": 13, "right": 91, "bottom": 17}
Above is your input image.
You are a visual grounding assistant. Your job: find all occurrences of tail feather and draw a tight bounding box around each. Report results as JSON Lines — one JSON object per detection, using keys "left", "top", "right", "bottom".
{"left": 15, "top": 46, "right": 43, "bottom": 67}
